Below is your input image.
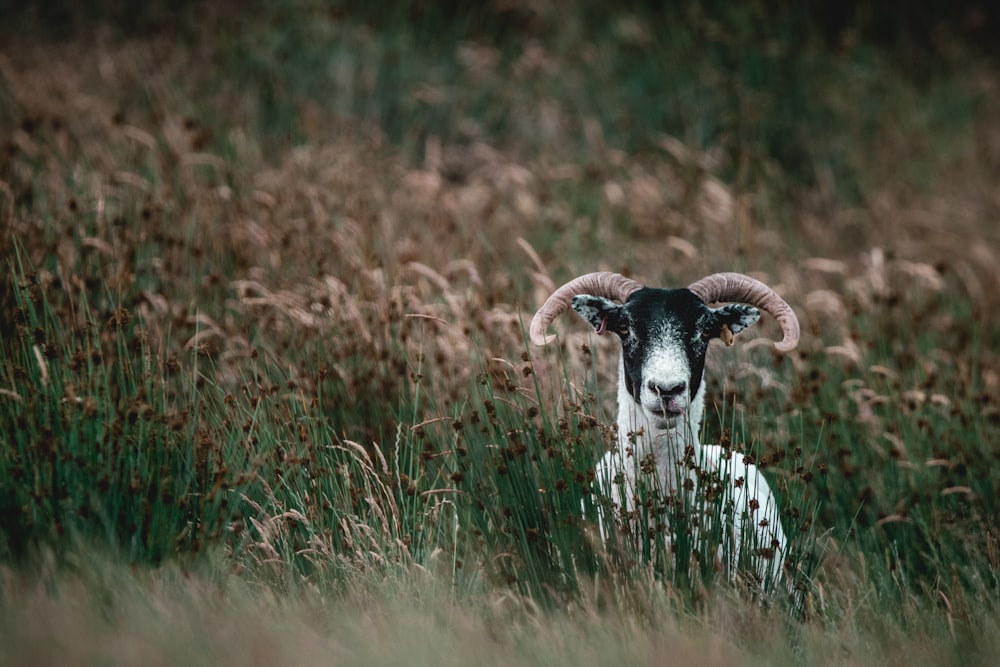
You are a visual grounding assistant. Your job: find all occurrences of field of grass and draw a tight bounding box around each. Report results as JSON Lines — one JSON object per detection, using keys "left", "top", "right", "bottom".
{"left": 2, "top": 2, "right": 999, "bottom": 665}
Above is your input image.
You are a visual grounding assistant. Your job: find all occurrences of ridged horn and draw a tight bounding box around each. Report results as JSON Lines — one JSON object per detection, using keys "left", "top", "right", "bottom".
{"left": 687, "top": 272, "right": 800, "bottom": 351}
{"left": 529, "top": 272, "right": 643, "bottom": 346}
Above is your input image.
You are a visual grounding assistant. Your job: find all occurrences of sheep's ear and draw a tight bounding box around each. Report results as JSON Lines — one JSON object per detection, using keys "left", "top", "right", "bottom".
{"left": 707, "top": 304, "right": 760, "bottom": 344}
{"left": 571, "top": 295, "right": 622, "bottom": 335}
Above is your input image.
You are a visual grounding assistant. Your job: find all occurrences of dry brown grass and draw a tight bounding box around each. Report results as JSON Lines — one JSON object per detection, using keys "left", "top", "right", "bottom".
{"left": 4, "top": 32, "right": 999, "bottom": 380}
{"left": 3, "top": 550, "right": 999, "bottom": 667}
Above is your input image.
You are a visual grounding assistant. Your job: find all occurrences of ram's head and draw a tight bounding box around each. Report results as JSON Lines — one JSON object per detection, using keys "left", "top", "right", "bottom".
{"left": 530, "top": 272, "right": 799, "bottom": 428}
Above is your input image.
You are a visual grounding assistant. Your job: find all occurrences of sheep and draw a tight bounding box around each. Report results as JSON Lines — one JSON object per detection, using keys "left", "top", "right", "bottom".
{"left": 530, "top": 272, "right": 800, "bottom": 585}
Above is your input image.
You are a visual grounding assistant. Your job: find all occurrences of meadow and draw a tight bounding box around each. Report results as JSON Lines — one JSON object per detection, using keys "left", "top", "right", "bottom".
{"left": 1, "top": 2, "right": 999, "bottom": 665}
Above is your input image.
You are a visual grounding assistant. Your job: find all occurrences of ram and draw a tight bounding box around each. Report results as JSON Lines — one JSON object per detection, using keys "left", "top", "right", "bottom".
{"left": 530, "top": 272, "right": 799, "bottom": 584}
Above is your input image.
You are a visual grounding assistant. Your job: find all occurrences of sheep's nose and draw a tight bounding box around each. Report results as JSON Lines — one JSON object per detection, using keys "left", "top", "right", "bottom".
{"left": 648, "top": 380, "right": 686, "bottom": 398}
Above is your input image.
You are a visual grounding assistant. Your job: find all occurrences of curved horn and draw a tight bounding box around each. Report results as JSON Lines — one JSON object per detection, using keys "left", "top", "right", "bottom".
{"left": 529, "top": 272, "right": 643, "bottom": 346}
{"left": 687, "top": 272, "right": 800, "bottom": 352}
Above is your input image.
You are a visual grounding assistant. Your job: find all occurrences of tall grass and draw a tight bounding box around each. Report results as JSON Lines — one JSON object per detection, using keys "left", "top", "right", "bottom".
{"left": 1, "top": 1, "right": 999, "bottom": 663}
{"left": 1, "top": 250, "right": 240, "bottom": 563}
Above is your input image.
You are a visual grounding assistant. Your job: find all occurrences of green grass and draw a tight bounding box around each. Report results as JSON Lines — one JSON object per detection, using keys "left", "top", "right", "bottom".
{"left": 1, "top": 1, "right": 1000, "bottom": 664}
{"left": 1, "top": 255, "right": 236, "bottom": 563}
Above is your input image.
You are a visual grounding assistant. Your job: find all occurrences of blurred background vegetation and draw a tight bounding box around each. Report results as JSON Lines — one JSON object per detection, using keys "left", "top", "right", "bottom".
{"left": 4, "top": 0, "right": 999, "bottom": 179}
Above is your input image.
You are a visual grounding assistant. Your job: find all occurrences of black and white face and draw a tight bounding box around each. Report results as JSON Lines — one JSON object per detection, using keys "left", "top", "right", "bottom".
{"left": 571, "top": 288, "right": 761, "bottom": 429}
